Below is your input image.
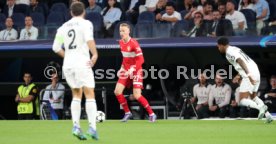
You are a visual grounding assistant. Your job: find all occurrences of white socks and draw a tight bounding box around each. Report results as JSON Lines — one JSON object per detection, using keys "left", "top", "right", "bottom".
{"left": 239, "top": 98, "right": 260, "bottom": 110}
{"left": 265, "top": 111, "right": 272, "bottom": 118}
{"left": 86, "top": 99, "right": 97, "bottom": 130}
{"left": 71, "top": 98, "right": 81, "bottom": 128}
{"left": 252, "top": 96, "right": 264, "bottom": 107}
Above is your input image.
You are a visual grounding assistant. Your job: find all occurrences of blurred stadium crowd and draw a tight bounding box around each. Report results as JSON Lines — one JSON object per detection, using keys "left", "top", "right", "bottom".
{"left": 0, "top": 0, "right": 276, "bottom": 40}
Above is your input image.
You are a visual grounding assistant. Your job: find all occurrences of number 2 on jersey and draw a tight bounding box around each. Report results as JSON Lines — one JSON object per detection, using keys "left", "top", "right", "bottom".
{"left": 68, "top": 29, "right": 76, "bottom": 49}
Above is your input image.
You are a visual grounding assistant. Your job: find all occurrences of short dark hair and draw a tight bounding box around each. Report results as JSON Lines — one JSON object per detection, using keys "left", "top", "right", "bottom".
{"left": 70, "top": 2, "right": 85, "bottom": 16}
{"left": 166, "top": 1, "right": 176, "bottom": 9}
{"left": 217, "top": 37, "right": 229, "bottom": 45}
{"left": 203, "top": 1, "right": 214, "bottom": 7}
{"left": 227, "top": 0, "right": 236, "bottom": 5}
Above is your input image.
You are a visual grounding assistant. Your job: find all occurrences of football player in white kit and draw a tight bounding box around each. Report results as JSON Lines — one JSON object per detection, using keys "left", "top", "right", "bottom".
{"left": 52, "top": 2, "right": 99, "bottom": 140}
{"left": 217, "top": 37, "right": 273, "bottom": 123}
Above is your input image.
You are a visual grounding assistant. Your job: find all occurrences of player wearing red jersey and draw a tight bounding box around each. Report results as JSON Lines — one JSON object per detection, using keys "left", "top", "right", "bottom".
{"left": 114, "top": 23, "right": 157, "bottom": 122}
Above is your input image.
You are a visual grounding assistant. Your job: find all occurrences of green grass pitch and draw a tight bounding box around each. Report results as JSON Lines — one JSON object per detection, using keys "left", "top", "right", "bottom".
{"left": 0, "top": 120, "right": 275, "bottom": 144}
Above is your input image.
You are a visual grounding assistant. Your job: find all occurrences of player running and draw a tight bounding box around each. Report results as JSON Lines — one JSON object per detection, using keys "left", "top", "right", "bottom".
{"left": 217, "top": 37, "right": 273, "bottom": 123}
{"left": 52, "top": 2, "right": 99, "bottom": 140}
{"left": 114, "top": 23, "right": 157, "bottom": 122}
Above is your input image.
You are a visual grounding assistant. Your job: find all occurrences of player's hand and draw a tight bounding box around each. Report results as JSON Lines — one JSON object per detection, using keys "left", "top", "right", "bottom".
{"left": 232, "top": 75, "right": 241, "bottom": 84}
{"left": 87, "top": 55, "right": 98, "bottom": 68}
{"left": 128, "top": 65, "right": 136, "bottom": 75}
{"left": 118, "top": 68, "right": 128, "bottom": 78}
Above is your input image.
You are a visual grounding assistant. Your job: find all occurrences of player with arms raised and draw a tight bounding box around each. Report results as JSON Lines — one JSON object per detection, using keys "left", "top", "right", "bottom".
{"left": 217, "top": 37, "right": 273, "bottom": 123}
{"left": 52, "top": 2, "right": 99, "bottom": 140}
{"left": 114, "top": 23, "right": 157, "bottom": 122}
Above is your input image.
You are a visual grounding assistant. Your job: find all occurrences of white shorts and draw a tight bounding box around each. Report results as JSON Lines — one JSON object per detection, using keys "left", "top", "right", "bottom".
{"left": 239, "top": 77, "right": 260, "bottom": 94}
{"left": 63, "top": 68, "right": 95, "bottom": 88}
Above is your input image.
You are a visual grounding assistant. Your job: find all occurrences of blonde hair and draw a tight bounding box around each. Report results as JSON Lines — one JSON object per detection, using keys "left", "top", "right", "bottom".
{"left": 120, "top": 23, "right": 130, "bottom": 30}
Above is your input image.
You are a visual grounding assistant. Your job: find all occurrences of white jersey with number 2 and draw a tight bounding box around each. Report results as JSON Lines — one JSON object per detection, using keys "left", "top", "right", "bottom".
{"left": 54, "top": 17, "right": 94, "bottom": 69}
{"left": 225, "top": 46, "right": 260, "bottom": 79}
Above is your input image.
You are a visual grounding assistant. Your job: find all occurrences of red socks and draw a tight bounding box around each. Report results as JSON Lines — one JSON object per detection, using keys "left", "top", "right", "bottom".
{"left": 116, "top": 94, "right": 154, "bottom": 115}
{"left": 116, "top": 94, "right": 130, "bottom": 113}
{"left": 137, "top": 96, "right": 154, "bottom": 115}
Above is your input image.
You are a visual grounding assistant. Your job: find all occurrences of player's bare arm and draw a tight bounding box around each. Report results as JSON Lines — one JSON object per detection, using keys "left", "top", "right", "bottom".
{"left": 232, "top": 74, "right": 241, "bottom": 83}
{"left": 87, "top": 40, "right": 98, "bottom": 67}
{"left": 236, "top": 58, "right": 256, "bottom": 85}
{"left": 56, "top": 50, "right": 65, "bottom": 58}
{"left": 134, "top": 47, "right": 144, "bottom": 72}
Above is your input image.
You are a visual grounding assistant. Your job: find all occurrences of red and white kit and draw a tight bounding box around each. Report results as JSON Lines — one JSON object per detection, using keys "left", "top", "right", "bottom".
{"left": 118, "top": 38, "right": 144, "bottom": 89}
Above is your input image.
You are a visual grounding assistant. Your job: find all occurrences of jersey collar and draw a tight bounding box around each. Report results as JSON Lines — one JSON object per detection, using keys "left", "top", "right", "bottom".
{"left": 122, "top": 37, "right": 131, "bottom": 44}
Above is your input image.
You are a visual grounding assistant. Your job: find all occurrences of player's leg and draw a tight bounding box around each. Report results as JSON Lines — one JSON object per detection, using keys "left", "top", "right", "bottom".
{"left": 250, "top": 92, "right": 273, "bottom": 123}
{"left": 251, "top": 79, "right": 273, "bottom": 123}
{"left": 71, "top": 88, "right": 87, "bottom": 140}
{"left": 114, "top": 81, "right": 133, "bottom": 122}
{"left": 63, "top": 68, "right": 86, "bottom": 140}
{"left": 238, "top": 78, "right": 266, "bottom": 118}
{"left": 249, "top": 77, "right": 265, "bottom": 107}
{"left": 239, "top": 92, "right": 260, "bottom": 110}
{"left": 239, "top": 91, "right": 269, "bottom": 120}
{"left": 71, "top": 89, "right": 83, "bottom": 128}
{"left": 132, "top": 88, "right": 156, "bottom": 122}
{"left": 83, "top": 86, "right": 98, "bottom": 140}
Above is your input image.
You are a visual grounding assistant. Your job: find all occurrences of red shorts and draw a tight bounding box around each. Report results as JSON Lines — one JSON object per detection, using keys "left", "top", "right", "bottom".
{"left": 117, "top": 70, "right": 143, "bottom": 89}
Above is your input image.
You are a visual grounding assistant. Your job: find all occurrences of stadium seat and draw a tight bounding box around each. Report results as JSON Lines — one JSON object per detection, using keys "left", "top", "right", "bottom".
{"left": 113, "top": 21, "right": 134, "bottom": 39}
{"left": 47, "top": 12, "right": 65, "bottom": 26}
{"left": 46, "top": 12, "right": 65, "bottom": 39}
{"left": 85, "top": 12, "right": 104, "bottom": 38}
{"left": 38, "top": 2, "right": 49, "bottom": 18}
{"left": 153, "top": 23, "right": 172, "bottom": 38}
{"left": 45, "top": 25, "right": 59, "bottom": 39}
{"left": 137, "top": 11, "right": 155, "bottom": 24}
{"left": 172, "top": 20, "right": 189, "bottom": 37}
{"left": 0, "top": 23, "right": 5, "bottom": 31}
{"left": 30, "top": 12, "right": 46, "bottom": 39}
{"left": 17, "top": 4, "right": 30, "bottom": 16}
{"left": 50, "top": 3, "right": 68, "bottom": 19}
{"left": 134, "top": 22, "right": 153, "bottom": 38}
{"left": 11, "top": 13, "right": 25, "bottom": 28}
{"left": 30, "top": 12, "right": 45, "bottom": 27}
{"left": 0, "top": 13, "right": 6, "bottom": 23}
{"left": 64, "top": 10, "right": 72, "bottom": 21}
{"left": 240, "top": 9, "right": 257, "bottom": 35}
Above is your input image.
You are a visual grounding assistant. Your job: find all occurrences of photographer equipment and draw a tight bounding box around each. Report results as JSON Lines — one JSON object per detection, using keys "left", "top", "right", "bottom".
{"left": 179, "top": 88, "right": 198, "bottom": 119}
